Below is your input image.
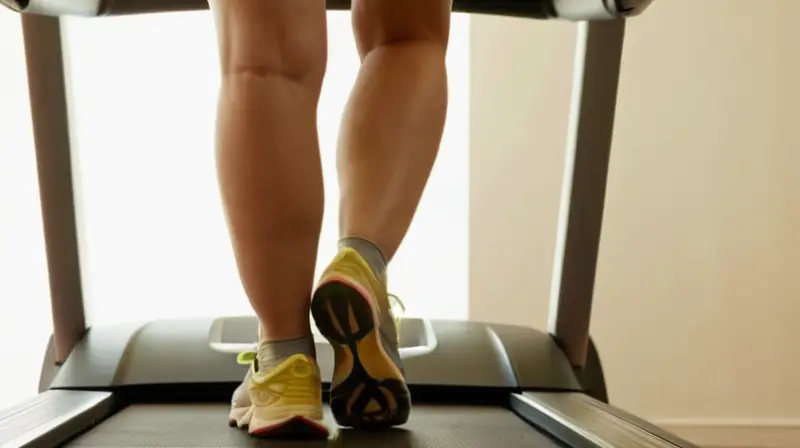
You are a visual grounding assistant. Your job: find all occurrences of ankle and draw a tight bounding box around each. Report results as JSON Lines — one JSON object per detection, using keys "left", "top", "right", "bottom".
{"left": 258, "top": 320, "right": 312, "bottom": 343}
{"left": 338, "top": 236, "right": 388, "bottom": 285}
{"left": 256, "top": 335, "right": 316, "bottom": 371}
{"left": 258, "top": 330, "right": 312, "bottom": 344}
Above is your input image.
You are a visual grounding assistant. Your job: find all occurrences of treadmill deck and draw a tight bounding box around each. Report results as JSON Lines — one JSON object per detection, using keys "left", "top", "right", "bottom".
{"left": 67, "top": 403, "right": 563, "bottom": 447}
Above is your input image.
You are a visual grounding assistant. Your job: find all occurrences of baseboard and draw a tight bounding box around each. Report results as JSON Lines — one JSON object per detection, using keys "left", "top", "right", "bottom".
{"left": 656, "top": 418, "right": 800, "bottom": 448}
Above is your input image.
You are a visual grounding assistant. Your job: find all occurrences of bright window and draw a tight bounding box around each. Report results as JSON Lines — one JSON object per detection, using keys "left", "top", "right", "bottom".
{"left": 0, "top": 11, "right": 53, "bottom": 411}
{"left": 61, "top": 11, "right": 470, "bottom": 326}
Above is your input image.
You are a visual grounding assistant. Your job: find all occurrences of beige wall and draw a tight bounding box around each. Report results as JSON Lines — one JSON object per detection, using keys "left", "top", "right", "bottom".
{"left": 469, "top": 0, "right": 800, "bottom": 443}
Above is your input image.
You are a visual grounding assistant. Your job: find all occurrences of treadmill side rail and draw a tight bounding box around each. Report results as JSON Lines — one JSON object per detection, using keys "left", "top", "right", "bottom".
{"left": 579, "top": 395, "right": 699, "bottom": 448}
{"left": 511, "top": 392, "right": 698, "bottom": 448}
{"left": 0, "top": 390, "right": 114, "bottom": 448}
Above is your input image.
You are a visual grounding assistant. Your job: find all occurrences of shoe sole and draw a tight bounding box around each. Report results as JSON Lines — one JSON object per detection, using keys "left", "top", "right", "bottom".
{"left": 228, "top": 406, "right": 249, "bottom": 428}
{"left": 230, "top": 405, "right": 329, "bottom": 439}
{"left": 311, "top": 278, "right": 410, "bottom": 428}
{"left": 250, "top": 415, "right": 329, "bottom": 439}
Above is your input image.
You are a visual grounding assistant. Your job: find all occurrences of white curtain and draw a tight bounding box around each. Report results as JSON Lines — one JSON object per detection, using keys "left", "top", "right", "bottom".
{"left": 0, "top": 9, "right": 469, "bottom": 412}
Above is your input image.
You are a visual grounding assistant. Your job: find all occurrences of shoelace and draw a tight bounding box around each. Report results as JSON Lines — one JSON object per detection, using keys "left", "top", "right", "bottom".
{"left": 237, "top": 294, "right": 406, "bottom": 365}
{"left": 388, "top": 293, "right": 405, "bottom": 337}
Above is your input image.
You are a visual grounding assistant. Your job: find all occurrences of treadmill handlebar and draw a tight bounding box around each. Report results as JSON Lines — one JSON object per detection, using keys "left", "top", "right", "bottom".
{"left": 2, "top": 0, "right": 653, "bottom": 20}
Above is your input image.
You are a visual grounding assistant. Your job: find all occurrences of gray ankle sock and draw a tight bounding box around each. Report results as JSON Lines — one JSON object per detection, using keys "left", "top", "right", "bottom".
{"left": 339, "top": 236, "right": 388, "bottom": 285}
{"left": 256, "top": 336, "right": 316, "bottom": 372}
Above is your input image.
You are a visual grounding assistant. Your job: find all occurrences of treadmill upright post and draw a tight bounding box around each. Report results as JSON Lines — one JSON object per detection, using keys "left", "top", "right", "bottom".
{"left": 547, "top": 19, "right": 625, "bottom": 368}
{"left": 21, "top": 14, "right": 88, "bottom": 365}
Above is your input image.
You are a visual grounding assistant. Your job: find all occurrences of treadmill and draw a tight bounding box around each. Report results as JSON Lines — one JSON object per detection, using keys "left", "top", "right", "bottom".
{"left": 0, "top": 0, "right": 697, "bottom": 446}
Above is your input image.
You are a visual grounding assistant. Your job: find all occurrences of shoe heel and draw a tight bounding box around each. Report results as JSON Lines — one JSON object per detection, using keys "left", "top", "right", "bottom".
{"left": 311, "top": 280, "right": 376, "bottom": 344}
{"left": 248, "top": 407, "right": 328, "bottom": 439}
{"left": 312, "top": 279, "right": 410, "bottom": 428}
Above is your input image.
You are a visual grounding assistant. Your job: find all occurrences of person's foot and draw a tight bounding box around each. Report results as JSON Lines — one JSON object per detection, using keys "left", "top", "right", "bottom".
{"left": 228, "top": 344, "right": 329, "bottom": 438}
{"left": 311, "top": 247, "right": 410, "bottom": 428}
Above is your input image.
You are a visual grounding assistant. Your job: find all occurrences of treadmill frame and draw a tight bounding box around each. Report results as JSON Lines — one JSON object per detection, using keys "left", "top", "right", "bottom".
{"left": 548, "top": 18, "right": 624, "bottom": 368}
{"left": 21, "top": 8, "right": 621, "bottom": 371}
{"left": 21, "top": 13, "right": 87, "bottom": 366}
{"left": 3, "top": 2, "right": 701, "bottom": 447}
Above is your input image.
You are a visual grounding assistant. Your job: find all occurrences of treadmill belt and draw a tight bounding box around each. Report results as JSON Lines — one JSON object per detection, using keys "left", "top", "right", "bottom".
{"left": 66, "top": 403, "right": 564, "bottom": 447}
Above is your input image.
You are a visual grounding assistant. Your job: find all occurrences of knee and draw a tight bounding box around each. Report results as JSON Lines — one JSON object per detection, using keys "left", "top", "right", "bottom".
{"left": 222, "top": 42, "right": 326, "bottom": 91}
{"left": 213, "top": 3, "right": 327, "bottom": 90}
{"left": 351, "top": 0, "right": 451, "bottom": 59}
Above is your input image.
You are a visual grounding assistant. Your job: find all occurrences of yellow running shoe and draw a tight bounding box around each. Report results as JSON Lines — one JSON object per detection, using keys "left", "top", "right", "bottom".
{"left": 231, "top": 350, "right": 329, "bottom": 438}
{"left": 310, "top": 247, "right": 410, "bottom": 428}
{"left": 228, "top": 368, "right": 252, "bottom": 428}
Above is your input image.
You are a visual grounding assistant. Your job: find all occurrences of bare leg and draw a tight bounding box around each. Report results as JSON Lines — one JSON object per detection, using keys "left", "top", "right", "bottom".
{"left": 210, "top": 0, "right": 327, "bottom": 341}
{"left": 308, "top": 0, "right": 451, "bottom": 428}
{"left": 211, "top": 0, "right": 330, "bottom": 437}
{"left": 338, "top": 0, "right": 451, "bottom": 261}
